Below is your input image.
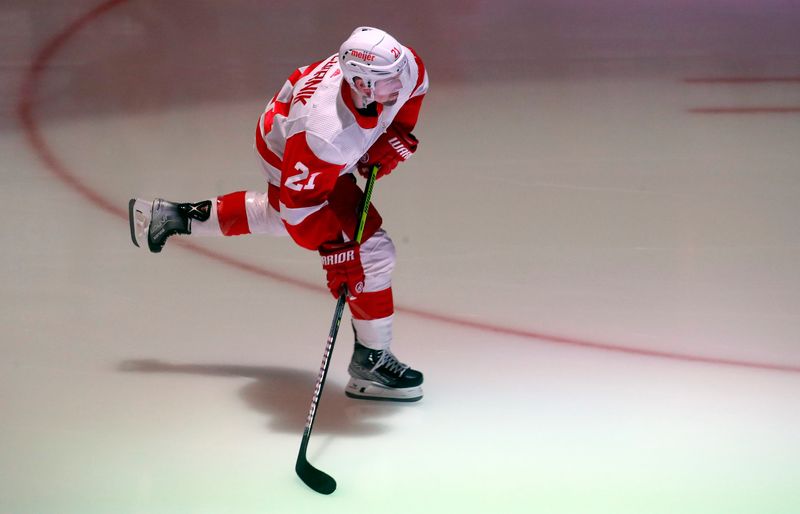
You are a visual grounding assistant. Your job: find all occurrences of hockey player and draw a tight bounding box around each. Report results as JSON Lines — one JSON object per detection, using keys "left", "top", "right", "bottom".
{"left": 129, "top": 27, "right": 428, "bottom": 402}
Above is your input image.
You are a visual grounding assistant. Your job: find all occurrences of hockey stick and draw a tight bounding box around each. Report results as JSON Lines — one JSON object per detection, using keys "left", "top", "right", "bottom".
{"left": 295, "top": 165, "right": 379, "bottom": 495}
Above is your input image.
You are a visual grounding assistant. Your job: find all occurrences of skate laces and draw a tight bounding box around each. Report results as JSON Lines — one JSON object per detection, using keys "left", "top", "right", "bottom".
{"left": 372, "top": 350, "right": 409, "bottom": 376}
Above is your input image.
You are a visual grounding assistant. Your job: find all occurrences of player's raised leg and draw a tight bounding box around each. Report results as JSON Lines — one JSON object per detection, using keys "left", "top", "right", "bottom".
{"left": 129, "top": 190, "right": 287, "bottom": 253}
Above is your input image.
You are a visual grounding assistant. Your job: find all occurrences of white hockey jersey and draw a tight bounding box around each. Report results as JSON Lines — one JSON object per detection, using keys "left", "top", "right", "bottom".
{"left": 255, "top": 47, "right": 428, "bottom": 250}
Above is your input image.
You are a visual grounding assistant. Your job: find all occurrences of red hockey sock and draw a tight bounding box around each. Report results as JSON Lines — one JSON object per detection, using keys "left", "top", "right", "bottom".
{"left": 348, "top": 288, "right": 394, "bottom": 320}
{"left": 217, "top": 191, "right": 251, "bottom": 236}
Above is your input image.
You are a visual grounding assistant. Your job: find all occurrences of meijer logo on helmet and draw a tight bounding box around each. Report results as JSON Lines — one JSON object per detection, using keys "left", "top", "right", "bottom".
{"left": 350, "top": 50, "right": 376, "bottom": 62}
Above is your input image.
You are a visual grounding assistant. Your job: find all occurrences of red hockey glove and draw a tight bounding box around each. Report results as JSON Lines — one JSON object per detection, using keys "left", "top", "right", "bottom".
{"left": 357, "top": 125, "right": 418, "bottom": 179}
{"left": 319, "top": 241, "right": 365, "bottom": 299}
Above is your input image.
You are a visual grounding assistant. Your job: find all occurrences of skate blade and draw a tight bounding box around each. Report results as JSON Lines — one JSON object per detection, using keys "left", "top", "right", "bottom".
{"left": 345, "top": 378, "right": 423, "bottom": 402}
{"left": 128, "top": 198, "right": 151, "bottom": 248}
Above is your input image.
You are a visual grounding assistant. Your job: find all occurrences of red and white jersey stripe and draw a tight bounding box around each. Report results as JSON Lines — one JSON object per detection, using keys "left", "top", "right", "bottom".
{"left": 254, "top": 48, "right": 428, "bottom": 250}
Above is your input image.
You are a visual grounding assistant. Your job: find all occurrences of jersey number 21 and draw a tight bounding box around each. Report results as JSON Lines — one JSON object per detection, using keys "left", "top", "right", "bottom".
{"left": 285, "top": 162, "right": 321, "bottom": 191}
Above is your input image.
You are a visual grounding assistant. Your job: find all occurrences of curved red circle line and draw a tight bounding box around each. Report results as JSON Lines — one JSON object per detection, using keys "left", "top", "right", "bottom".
{"left": 17, "top": 0, "right": 800, "bottom": 375}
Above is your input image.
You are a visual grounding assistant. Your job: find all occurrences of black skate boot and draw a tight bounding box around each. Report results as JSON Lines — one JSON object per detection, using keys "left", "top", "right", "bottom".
{"left": 345, "top": 342, "right": 424, "bottom": 402}
{"left": 128, "top": 198, "right": 211, "bottom": 253}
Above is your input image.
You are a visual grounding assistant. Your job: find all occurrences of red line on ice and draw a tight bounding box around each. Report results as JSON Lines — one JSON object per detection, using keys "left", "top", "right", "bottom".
{"left": 17, "top": 0, "right": 800, "bottom": 374}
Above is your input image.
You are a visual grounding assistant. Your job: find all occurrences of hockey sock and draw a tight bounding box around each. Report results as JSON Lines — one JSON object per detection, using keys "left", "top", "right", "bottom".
{"left": 190, "top": 191, "right": 287, "bottom": 237}
{"left": 349, "top": 288, "right": 394, "bottom": 350}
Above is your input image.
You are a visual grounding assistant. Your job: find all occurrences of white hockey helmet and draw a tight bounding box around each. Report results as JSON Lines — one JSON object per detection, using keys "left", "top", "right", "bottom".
{"left": 339, "top": 27, "right": 410, "bottom": 103}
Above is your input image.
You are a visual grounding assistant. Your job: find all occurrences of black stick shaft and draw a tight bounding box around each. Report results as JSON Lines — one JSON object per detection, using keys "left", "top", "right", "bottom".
{"left": 303, "top": 293, "right": 346, "bottom": 437}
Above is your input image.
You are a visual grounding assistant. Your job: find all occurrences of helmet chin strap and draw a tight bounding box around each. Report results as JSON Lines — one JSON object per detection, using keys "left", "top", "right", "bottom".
{"left": 351, "top": 81, "right": 375, "bottom": 108}
{"left": 359, "top": 93, "right": 375, "bottom": 108}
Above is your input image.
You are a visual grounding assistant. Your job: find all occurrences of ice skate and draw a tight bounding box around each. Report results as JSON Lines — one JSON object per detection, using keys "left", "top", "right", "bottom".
{"left": 128, "top": 198, "right": 210, "bottom": 253}
{"left": 345, "top": 342, "right": 423, "bottom": 402}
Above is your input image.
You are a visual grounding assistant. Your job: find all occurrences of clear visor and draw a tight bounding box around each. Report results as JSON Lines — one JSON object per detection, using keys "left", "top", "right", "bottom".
{"left": 352, "top": 68, "right": 408, "bottom": 106}
{"left": 373, "top": 75, "right": 404, "bottom": 97}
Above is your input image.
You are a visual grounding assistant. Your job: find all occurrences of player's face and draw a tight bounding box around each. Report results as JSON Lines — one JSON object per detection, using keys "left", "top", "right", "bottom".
{"left": 373, "top": 76, "right": 403, "bottom": 105}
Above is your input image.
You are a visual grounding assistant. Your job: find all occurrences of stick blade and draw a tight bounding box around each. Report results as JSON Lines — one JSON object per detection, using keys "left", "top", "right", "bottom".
{"left": 296, "top": 454, "right": 337, "bottom": 495}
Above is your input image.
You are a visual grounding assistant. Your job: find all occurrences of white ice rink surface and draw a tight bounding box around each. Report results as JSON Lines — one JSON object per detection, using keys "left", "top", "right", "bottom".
{"left": 2, "top": 1, "right": 800, "bottom": 513}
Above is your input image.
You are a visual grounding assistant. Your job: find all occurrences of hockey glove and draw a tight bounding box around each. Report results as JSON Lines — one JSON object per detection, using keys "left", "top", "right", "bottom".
{"left": 357, "top": 125, "right": 418, "bottom": 180}
{"left": 319, "top": 241, "right": 365, "bottom": 299}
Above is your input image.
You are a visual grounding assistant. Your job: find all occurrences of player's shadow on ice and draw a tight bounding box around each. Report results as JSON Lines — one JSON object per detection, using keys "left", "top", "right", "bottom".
{"left": 118, "top": 359, "right": 402, "bottom": 437}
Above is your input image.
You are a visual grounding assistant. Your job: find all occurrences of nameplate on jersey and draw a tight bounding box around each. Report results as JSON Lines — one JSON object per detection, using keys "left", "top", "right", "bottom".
{"left": 293, "top": 56, "right": 338, "bottom": 106}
